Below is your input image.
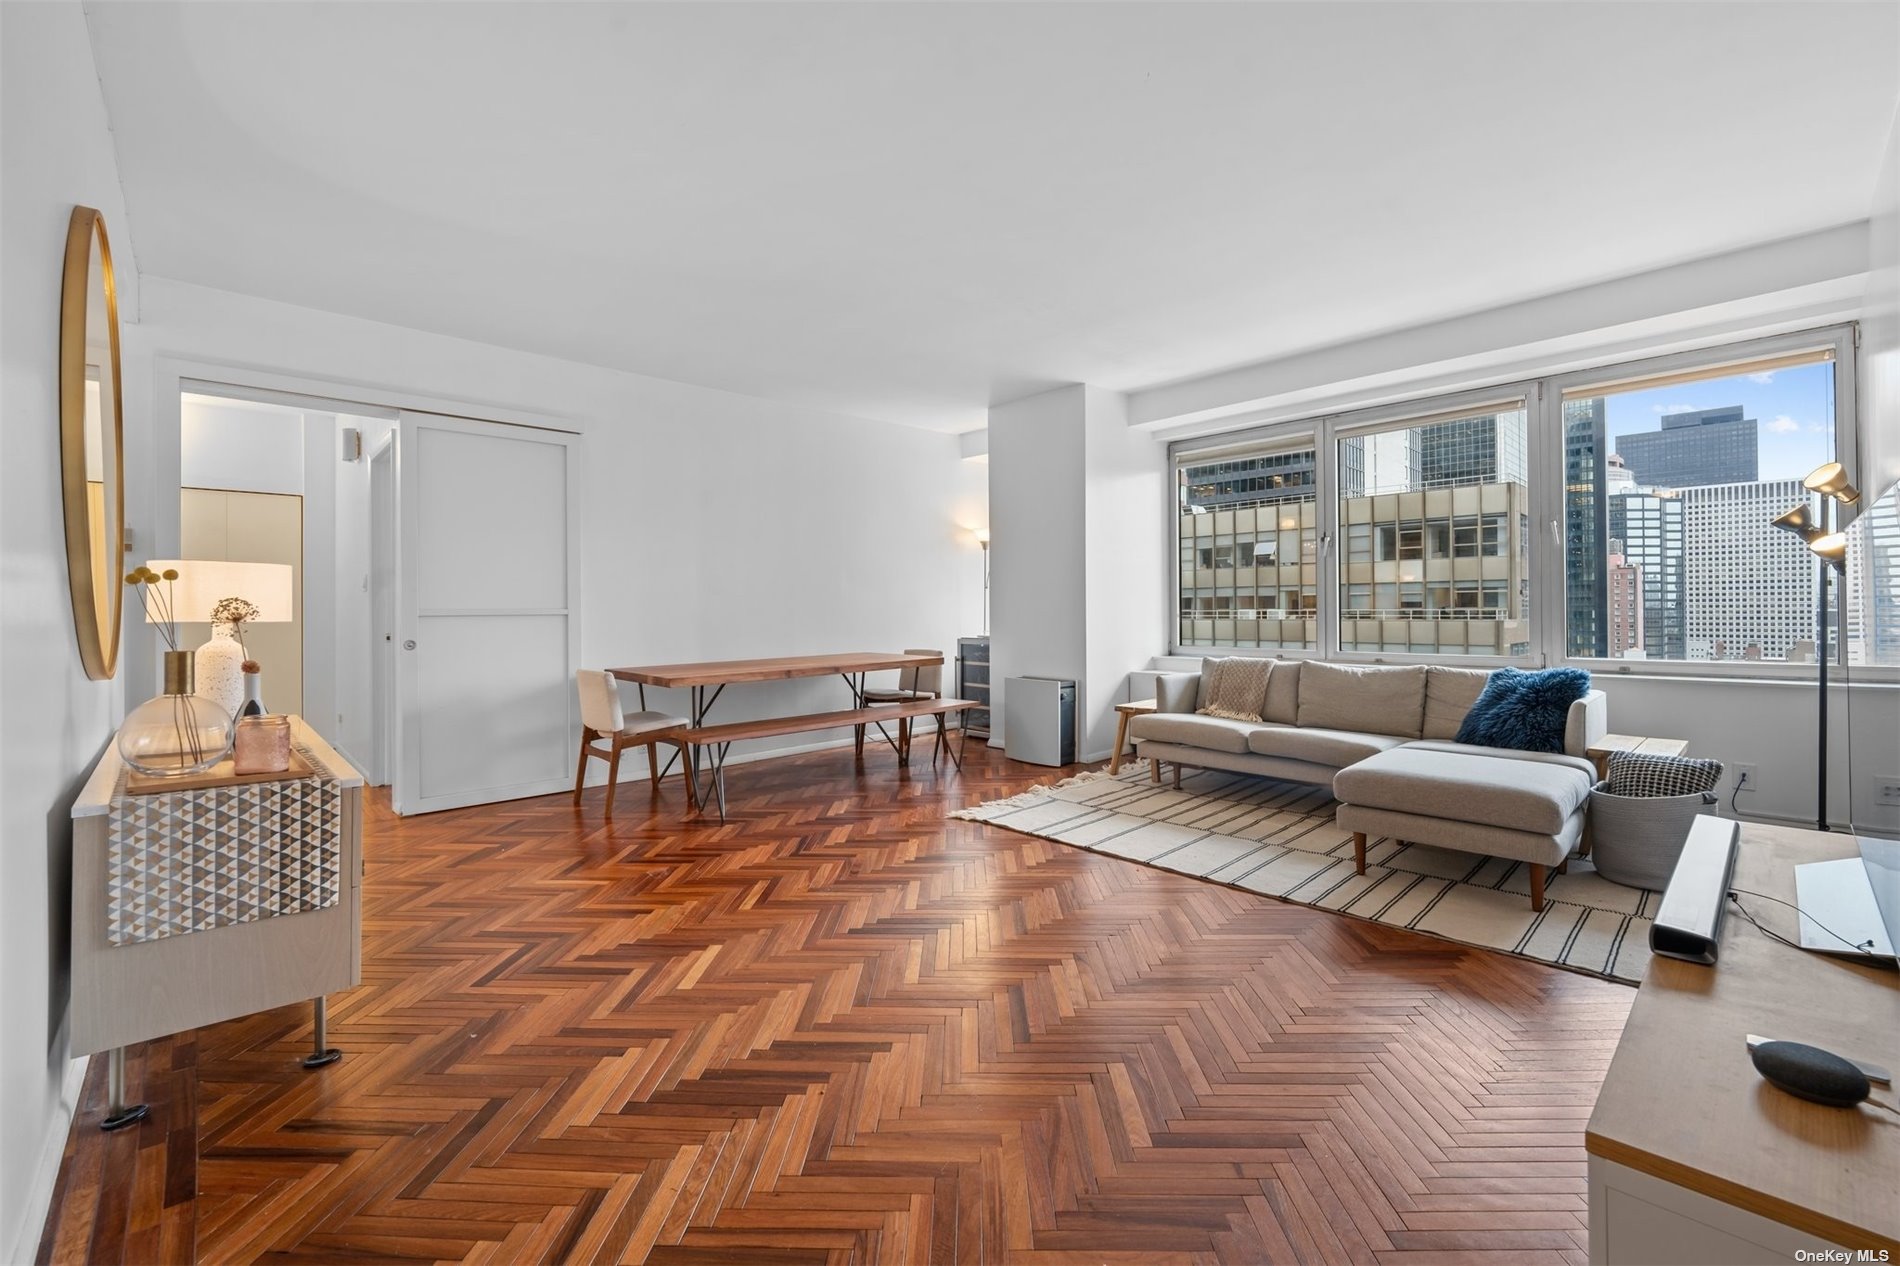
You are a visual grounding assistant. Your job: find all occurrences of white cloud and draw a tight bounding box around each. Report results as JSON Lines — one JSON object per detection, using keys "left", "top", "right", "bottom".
{"left": 1765, "top": 415, "right": 1801, "bottom": 434}
{"left": 1748, "top": 371, "right": 1778, "bottom": 385}
{"left": 1653, "top": 403, "right": 1702, "bottom": 415}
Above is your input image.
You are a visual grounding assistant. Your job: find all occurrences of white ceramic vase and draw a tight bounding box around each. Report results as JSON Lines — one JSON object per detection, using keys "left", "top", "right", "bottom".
{"left": 195, "top": 622, "right": 246, "bottom": 719}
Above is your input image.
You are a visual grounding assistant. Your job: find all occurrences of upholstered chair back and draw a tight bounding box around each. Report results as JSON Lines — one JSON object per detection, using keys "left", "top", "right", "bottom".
{"left": 902, "top": 649, "right": 942, "bottom": 696}
{"left": 576, "top": 669, "right": 625, "bottom": 734}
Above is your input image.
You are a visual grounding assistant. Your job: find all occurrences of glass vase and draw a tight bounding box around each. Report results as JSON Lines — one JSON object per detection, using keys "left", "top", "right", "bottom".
{"left": 118, "top": 651, "right": 236, "bottom": 777}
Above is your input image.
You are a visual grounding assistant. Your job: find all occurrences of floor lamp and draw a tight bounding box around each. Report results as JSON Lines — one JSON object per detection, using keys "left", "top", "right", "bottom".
{"left": 974, "top": 528, "right": 990, "bottom": 634}
{"left": 1770, "top": 461, "right": 1858, "bottom": 832}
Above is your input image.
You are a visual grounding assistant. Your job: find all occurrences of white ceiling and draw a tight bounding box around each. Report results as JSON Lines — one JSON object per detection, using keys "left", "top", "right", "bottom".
{"left": 86, "top": 2, "right": 1899, "bottom": 432}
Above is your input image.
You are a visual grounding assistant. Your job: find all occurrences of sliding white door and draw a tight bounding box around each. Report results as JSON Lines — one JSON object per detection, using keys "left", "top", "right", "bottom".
{"left": 393, "top": 411, "right": 579, "bottom": 814}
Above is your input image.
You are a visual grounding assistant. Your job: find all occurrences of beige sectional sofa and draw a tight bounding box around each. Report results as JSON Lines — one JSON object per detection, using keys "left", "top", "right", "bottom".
{"left": 1130, "top": 661, "right": 1608, "bottom": 909}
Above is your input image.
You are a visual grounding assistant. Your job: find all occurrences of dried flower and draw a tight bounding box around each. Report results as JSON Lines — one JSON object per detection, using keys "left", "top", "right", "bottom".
{"left": 126, "top": 566, "right": 180, "bottom": 650}
{"left": 241, "top": 659, "right": 261, "bottom": 674}
{"left": 211, "top": 596, "right": 262, "bottom": 658}
{"left": 210, "top": 596, "right": 260, "bottom": 625}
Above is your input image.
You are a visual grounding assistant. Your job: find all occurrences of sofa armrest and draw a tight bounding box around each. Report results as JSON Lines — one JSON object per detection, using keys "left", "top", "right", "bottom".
{"left": 1565, "top": 689, "right": 1607, "bottom": 758}
{"left": 1154, "top": 672, "right": 1201, "bottom": 714}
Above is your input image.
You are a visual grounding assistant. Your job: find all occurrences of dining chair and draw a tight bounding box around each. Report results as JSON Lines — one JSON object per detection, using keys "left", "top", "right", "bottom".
{"left": 855, "top": 648, "right": 944, "bottom": 761}
{"left": 573, "top": 670, "right": 692, "bottom": 816}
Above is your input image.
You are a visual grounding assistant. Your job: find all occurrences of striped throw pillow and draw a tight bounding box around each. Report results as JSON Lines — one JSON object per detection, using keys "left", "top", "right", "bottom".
{"left": 1197, "top": 657, "right": 1273, "bottom": 723}
{"left": 1606, "top": 749, "right": 1724, "bottom": 797}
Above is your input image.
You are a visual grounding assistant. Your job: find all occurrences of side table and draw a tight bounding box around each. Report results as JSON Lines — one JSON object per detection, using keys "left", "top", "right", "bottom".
{"left": 1586, "top": 733, "right": 1690, "bottom": 783}
{"left": 70, "top": 716, "right": 362, "bottom": 1130}
{"left": 1108, "top": 699, "right": 1156, "bottom": 775}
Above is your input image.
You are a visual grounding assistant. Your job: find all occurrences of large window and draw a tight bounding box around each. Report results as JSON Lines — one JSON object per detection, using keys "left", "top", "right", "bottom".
{"left": 1337, "top": 406, "right": 1531, "bottom": 657}
{"left": 1178, "top": 441, "right": 1317, "bottom": 649}
{"left": 1561, "top": 347, "right": 1838, "bottom": 665}
{"left": 1170, "top": 327, "right": 1860, "bottom": 673}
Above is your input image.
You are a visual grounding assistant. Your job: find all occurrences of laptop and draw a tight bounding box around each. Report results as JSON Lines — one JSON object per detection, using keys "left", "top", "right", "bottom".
{"left": 1792, "top": 835, "right": 1900, "bottom": 960}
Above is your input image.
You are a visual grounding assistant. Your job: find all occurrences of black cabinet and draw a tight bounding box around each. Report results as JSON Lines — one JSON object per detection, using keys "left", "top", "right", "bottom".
{"left": 956, "top": 636, "right": 990, "bottom": 736}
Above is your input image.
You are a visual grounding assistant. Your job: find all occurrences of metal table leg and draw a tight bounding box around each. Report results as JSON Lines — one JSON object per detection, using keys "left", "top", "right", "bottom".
{"left": 302, "top": 995, "right": 343, "bottom": 1069}
{"left": 100, "top": 1046, "right": 148, "bottom": 1131}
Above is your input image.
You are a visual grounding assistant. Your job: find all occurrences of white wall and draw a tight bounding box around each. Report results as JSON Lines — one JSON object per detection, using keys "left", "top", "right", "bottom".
{"left": 0, "top": 4, "right": 139, "bottom": 1258}
{"left": 1861, "top": 102, "right": 1900, "bottom": 506}
{"left": 180, "top": 396, "right": 304, "bottom": 495}
{"left": 1130, "top": 224, "right": 1871, "bottom": 434}
{"left": 988, "top": 386, "right": 1088, "bottom": 751}
{"left": 1593, "top": 675, "right": 1897, "bottom": 834}
{"left": 334, "top": 417, "right": 396, "bottom": 772}
{"left": 120, "top": 278, "right": 989, "bottom": 776}
{"left": 988, "top": 385, "right": 1169, "bottom": 760}
{"left": 1081, "top": 386, "right": 1167, "bottom": 756}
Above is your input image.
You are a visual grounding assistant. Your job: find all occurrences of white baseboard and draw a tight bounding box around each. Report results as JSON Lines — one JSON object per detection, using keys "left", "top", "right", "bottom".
{"left": 7, "top": 1053, "right": 89, "bottom": 1265}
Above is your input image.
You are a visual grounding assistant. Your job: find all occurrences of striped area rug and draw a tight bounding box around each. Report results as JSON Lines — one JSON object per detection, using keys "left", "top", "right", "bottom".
{"left": 957, "top": 764, "right": 1656, "bottom": 984}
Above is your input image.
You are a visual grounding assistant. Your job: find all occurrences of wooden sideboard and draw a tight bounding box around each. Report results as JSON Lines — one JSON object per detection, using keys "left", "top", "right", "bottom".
{"left": 70, "top": 716, "right": 362, "bottom": 1127}
{"left": 1585, "top": 821, "right": 1899, "bottom": 1262}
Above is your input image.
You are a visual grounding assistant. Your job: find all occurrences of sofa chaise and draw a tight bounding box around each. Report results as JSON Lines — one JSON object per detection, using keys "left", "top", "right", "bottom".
{"left": 1130, "top": 660, "right": 1607, "bottom": 910}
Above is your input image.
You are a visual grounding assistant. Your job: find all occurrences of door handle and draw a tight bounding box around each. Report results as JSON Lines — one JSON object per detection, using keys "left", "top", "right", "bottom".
{"left": 403, "top": 640, "right": 417, "bottom": 650}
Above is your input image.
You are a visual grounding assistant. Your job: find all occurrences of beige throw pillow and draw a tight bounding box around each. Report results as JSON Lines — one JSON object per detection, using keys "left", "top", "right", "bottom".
{"left": 1197, "top": 656, "right": 1273, "bottom": 723}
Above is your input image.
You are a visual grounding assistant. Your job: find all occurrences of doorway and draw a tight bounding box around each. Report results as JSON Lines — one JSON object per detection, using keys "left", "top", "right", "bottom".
{"left": 170, "top": 381, "right": 578, "bottom": 813}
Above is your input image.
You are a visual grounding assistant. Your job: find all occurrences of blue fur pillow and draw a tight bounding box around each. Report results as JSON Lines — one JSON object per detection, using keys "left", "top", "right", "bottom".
{"left": 1453, "top": 667, "right": 1591, "bottom": 754}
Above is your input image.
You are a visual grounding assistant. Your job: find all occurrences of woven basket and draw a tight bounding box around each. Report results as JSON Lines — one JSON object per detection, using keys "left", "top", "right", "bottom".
{"left": 1589, "top": 780, "right": 1720, "bottom": 890}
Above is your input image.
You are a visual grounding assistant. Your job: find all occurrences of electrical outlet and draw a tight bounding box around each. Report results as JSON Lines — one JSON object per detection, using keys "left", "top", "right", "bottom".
{"left": 1734, "top": 764, "right": 1759, "bottom": 793}
{"left": 1879, "top": 780, "right": 1900, "bottom": 807}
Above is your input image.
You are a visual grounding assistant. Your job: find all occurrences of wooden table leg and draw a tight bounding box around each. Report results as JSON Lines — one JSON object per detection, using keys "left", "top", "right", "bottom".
{"left": 1109, "top": 711, "right": 1131, "bottom": 775}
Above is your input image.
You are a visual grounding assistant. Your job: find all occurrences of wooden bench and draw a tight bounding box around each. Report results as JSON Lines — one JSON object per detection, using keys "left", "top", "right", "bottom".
{"left": 683, "top": 697, "right": 977, "bottom": 818}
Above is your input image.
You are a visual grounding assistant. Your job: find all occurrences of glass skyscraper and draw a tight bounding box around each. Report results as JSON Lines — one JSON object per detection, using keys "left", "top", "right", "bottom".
{"left": 1565, "top": 398, "right": 1608, "bottom": 657}
{"left": 1608, "top": 491, "right": 1685, "bottom": 659}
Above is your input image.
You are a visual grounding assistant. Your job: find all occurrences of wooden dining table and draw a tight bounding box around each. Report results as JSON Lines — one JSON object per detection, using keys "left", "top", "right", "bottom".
{"left": 609, "top": 652, "right": 960, "bottom": 816}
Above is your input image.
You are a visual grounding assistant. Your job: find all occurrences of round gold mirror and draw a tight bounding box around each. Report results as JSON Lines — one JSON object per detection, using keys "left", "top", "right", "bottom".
{"left": 60, "top": 206, "right": 125, "bottom": 681}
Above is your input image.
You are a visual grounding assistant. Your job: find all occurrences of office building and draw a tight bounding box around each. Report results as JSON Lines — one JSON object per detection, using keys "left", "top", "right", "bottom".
{"left": 1615, "top": 406, "right": 1758, "bottom": 488}
{"left": 1606, "top": 551, "right": 1645, "bottom": 657}
{"left": 1418, "top": 414, "right": 1528, "bottom": 489}
{"left": 1565, "top": 398, "right": 1608, "bottom": 657}
{"left": 1608, "top": 491, "right": 1686, "bottom": 660}
{"left": 1681, "top": 480, "right": 1816, "bottom": 661}
{"left": 1179, "top": 450, "right": 1316, "bottom": 510}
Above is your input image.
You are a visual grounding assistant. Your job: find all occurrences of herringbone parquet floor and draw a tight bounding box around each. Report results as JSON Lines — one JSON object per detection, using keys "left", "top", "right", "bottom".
{"left": 41, "top": 743, "right": 1631, "bottom": 1265}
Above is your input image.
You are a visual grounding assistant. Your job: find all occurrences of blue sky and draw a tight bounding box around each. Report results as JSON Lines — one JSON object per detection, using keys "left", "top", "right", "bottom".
{"left": 1601, "top": 360, "right": 1834, "bottom": 484}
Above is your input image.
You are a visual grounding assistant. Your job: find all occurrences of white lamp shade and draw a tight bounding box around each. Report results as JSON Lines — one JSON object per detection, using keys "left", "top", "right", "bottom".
{"left": 141, "top": 560, "right": 293, "bottom": 624}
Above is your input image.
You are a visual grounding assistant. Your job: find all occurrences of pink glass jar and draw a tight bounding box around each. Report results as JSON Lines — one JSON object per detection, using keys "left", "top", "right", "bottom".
{"left": 233, "top": 715, "right": 292, "bottom": 774}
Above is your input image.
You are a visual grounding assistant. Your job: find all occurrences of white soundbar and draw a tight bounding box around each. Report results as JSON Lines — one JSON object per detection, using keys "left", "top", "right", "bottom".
{"left": 1648, "top": 815, "right": 1740, "bottom": 964}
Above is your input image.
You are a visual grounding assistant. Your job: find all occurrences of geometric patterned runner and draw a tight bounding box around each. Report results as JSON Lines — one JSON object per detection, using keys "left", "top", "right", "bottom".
{"left": 959, "top": 764, "right": 1657, "bottom": 984}
{"left": 106, "top": 745, "right": 342, "bottom": 945}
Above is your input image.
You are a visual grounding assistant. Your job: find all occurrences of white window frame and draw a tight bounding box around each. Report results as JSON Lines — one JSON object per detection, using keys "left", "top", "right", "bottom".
{"left": 1170, "top": 420, "right": 1325, "bottom": 660}
{"left": 1168, "top": 323, "right": 1870, "bottom": 681}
